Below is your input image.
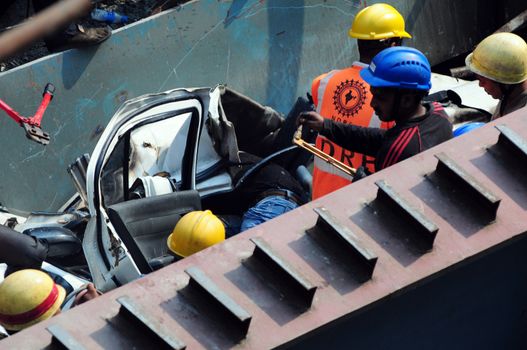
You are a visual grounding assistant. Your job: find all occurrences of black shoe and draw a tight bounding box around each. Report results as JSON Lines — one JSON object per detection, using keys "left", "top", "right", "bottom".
{"left": 46, "top": 24, "right": 112, "bottom": 53}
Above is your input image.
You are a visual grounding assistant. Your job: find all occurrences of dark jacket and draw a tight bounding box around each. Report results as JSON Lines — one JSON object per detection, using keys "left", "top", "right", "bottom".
{"left": 320, "top": 102, "right": 453, "bottom": 172}
{"left": 232, "top": 153, "right": 306, "bottom": 210}
{"left": 495, "top": 84, "right": 527, "bottom": 119}
{"left": 0, "top": 225, "right": 48, "bottom": 272}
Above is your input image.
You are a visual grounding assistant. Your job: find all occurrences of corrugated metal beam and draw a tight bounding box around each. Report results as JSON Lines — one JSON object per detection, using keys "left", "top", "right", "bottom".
{"left": 184, "top": 266, "right": 252, "bottom": 338}
{"left": 116, "top": 296, "right": 186, "bottom": 350}
{"left": 4, "top": 107, "right": 527, "bottom": 349}
{"left": 249, "top": 236, "right": 317, "bottom": 308}
{"left": 434, "top": 152, "right": 501, "bottom": 221}
{"left": 375, "top": 180, "right": 439, "bottom": 249}
{"left": 47, "top": 324, "right": 87, "bottom": 350}
{"left": 307, "top": 207, "right": 377, "bottom": 281}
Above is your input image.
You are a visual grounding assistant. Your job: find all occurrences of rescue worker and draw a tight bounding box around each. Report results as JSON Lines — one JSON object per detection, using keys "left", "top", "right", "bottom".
{"left": 298, "top": 47, "right": 452, "bottom": 172}
{"left": 465, "top": 32, "right": 527, "bottom": 119}
{"left": 310, "top": 3, "right": 411, "bottom": 199}
{"left": 167, "top": 210, "right": 225, "bottom": 258}
{"left": 0, "top": 269, "right": 99, "bottom": 334}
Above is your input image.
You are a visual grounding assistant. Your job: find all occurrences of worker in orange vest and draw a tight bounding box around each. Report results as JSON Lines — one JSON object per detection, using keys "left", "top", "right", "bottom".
{"left": 310, "top": 3, "right": 411, "bottom": 199}
{"left": 299, "top": 47, "right": 452, "bottom": 174}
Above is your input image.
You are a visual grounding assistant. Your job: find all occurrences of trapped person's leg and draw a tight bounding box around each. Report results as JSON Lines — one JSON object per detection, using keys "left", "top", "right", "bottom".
{"left": 240, "top": 196, "right": 297, "bottom": 232}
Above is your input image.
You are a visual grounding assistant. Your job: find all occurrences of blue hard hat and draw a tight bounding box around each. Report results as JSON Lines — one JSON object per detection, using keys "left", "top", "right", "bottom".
{"left": 453, "top": 122, "right": 486, "bottom": 137}
{"left": 360, "top": 46, "right": 432, "bottom": 91}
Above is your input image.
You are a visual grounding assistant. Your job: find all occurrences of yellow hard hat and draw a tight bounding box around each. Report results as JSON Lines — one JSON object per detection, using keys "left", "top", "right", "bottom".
{"left": 167, "top": 210, "right": 225, "bottom": 258}
{"left": 466, "top": 32, "right": 527, "bottom": 84}
{"left": 0, "top": 269, "right": 65, "bottom": 331}
{"left": 349, "top": 3, "right": 411, "bottom": 40}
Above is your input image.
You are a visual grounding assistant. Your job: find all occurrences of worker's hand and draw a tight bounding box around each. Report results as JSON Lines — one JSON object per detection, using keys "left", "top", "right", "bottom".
{"left": 73, "top": 283, "right": 100, "bottom": 306}
{"left": 297, "top": 111, "right": 324, "bottom": 131}
{"left": 352, "top": 166, "right": 371, "bottom": 182}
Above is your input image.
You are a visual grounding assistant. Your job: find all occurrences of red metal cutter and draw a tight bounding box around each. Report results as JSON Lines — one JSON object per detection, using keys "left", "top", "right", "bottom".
{"left": 0, "top": 83, "right": 54, "bottom": 145}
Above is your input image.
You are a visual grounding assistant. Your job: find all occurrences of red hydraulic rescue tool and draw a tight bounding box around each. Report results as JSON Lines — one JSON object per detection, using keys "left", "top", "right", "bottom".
{"left": 0, "top": 83, "right": 54, "bottom": 145}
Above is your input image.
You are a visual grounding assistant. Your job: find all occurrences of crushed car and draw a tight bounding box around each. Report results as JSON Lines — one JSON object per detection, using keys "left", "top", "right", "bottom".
{"left": 5, "top": 85, "right": 314, "bottom": 292}
{"left": 0, "top": 75, "right": 497, "bottom": 293}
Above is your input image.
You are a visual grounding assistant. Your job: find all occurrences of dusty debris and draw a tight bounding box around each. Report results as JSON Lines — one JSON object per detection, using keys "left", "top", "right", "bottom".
{"left": 0, "top": 0, "right": 187, "bottom": 71}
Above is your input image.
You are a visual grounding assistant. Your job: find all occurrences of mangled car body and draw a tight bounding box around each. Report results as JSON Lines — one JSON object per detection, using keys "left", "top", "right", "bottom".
{"left": 8, "top": 85, "right": 312, "bottom": 292}
{"left": 3, "top": 74, "right": 498, "bottom": 292}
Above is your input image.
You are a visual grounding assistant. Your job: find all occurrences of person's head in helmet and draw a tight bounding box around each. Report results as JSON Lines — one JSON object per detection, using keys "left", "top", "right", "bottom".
{"left": 0, "top": 269, "right": 65, "bottom": 332}
{"left": 167, "top": 210, "right": 225, "bottom": 259}
{"left": 349, "top": 3, "right": 412, "bottom": 64}
{"left": 0, "top": 269, "right": 100, "bottom": 335}
{"left": 360, "top": 46, "right": 431, "bottom": 123}
{"left": 465, "top": 32, "right": 527, "bottom": 117}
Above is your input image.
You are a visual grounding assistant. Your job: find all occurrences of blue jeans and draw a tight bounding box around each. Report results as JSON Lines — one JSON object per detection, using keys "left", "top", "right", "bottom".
{"left": 240, "top": 196, "right": 298, "bottom": 232}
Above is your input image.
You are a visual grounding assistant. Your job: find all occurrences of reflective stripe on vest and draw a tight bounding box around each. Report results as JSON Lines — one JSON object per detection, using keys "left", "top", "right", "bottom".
{"left": 368, "top": 113, "right": 381, "bottom": 128}
{"left": 313, "top": 155, "right": 354, "bottom": 181}
{"left": 311, "top": 64, "right": 385, "bottom": 200}
{"left": 316, "top": 70, "right": 338, "bottom": 114}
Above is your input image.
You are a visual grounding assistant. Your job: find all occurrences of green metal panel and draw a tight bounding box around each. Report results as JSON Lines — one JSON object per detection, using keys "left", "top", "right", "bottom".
{"left": 0, "top": 0, "right": 515, "bottom": 211}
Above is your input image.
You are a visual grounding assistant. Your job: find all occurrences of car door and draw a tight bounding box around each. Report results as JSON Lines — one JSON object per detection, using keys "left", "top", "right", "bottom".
{"left": 82, "top": 87, "right": 226, "bottom": 291}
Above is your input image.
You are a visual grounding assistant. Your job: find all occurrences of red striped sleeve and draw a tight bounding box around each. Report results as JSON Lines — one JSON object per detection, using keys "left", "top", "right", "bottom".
{"left": 385, "top": 127, "right": 418, "bottom": 167}
{"left": 432, "top": 101, "right": 444, "bottom": 111}
{"left": 382, "top": 128, "right": 412, "bottom": 169}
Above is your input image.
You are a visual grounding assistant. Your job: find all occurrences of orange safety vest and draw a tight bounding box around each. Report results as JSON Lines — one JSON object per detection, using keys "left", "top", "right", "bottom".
{"left": 311, "top": 62, "right": 393, "bottom": 200}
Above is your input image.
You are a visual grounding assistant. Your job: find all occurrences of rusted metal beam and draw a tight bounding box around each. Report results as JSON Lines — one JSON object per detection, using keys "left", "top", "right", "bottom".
{"left": 375, "top": 180, "right": 439, "bottom": 250}
{"left": 47, "top": 324, "right": 86, "bottom": 350}
{"left": 249, "top": 236, "right": 317, "bottom": 308}
{"left": 4, "top": 106, "right": 527, "bottom": 349}
{"left": 307, "top": 207, "right": 378, "bottom": 281}
{"left": 434, "top": 152, "right": 501, "bottom": 222}
{"left": 495, "top": 124, "right": 527, "bottom": 163}
{"left": 116, "top": 296, "right": 186, "bottom": 350}
{"left": 184, "top": 266, "right": 252, "bottom": 338}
